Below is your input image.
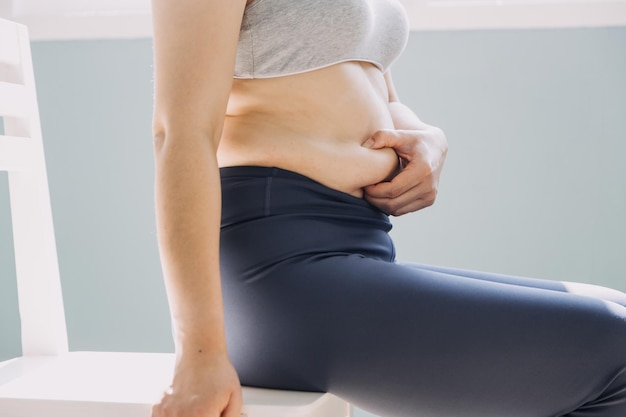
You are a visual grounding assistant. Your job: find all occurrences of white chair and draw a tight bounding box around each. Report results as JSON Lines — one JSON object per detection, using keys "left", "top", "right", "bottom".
{"left": 0, "top": 17, "right": 352, "bottom": 417}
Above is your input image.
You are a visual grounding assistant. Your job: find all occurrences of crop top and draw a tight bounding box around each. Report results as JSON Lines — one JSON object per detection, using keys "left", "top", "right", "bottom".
{"left": 234, "top": 0, "right": 410, "bottom": 79}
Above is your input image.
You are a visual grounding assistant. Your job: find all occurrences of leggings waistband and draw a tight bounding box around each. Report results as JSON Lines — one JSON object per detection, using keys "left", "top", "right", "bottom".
{"left": 219, "top": 166, "right": 391, "bottom": 231}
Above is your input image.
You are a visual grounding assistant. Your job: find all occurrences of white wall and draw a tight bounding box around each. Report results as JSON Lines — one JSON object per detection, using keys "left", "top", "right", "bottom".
{"left": 2, "top": 0, "right": 626, "bottom": 39}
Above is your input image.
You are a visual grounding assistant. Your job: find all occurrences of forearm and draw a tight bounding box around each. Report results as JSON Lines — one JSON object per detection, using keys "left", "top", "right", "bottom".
{"left": 153, "top": 132, "right": 226, "bottom": 358}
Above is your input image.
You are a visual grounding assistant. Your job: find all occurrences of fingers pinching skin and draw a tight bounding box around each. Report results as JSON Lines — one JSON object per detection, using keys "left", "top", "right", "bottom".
{"left": 364, "top": 129, "right": 409, "bottom": 154}
{"left": 363, "top": 128, "right": 446, "bottom": 216}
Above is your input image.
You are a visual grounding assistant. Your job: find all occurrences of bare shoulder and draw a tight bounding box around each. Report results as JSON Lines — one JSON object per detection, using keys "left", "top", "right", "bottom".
{"left": 151, "top": 0, "right": 247, "bottom": 142}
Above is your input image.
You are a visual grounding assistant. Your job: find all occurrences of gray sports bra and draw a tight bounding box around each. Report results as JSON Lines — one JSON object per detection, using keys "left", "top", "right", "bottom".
{"left": 235, "top": 0, "right": 410, "bottom": 79}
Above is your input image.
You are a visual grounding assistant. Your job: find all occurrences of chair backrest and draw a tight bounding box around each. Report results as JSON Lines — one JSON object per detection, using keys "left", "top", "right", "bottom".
{"left": 0, "top": 17, "right": 68, "bottom": 356}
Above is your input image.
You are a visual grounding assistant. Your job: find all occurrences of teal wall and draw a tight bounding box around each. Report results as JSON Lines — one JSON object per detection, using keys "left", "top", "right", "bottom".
{"left": 1, "top": 27, "right": 625, "bottom": 416}
{"left": 390, "top": 28, "right": 626, "bottom": 287}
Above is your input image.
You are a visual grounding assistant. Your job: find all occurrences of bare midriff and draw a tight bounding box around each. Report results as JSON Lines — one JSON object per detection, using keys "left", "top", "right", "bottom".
{"left": 218, "top": 61, "right": 399, "bottom": 198}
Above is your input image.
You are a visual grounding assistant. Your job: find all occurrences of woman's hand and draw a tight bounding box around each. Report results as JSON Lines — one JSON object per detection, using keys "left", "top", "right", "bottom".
{"left": 152, "top": 353, "right": 242, "bottom": 417}
{"left": 363, "top": 126, "right": 448, "bottom": 216}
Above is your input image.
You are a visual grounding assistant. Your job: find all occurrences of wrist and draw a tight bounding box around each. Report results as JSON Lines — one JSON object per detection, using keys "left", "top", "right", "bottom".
{"left": 174, "top": 341, "right": 229, "bottom": 368}
{"left": 172, "top": 320, "right": 228, "bottom": 359}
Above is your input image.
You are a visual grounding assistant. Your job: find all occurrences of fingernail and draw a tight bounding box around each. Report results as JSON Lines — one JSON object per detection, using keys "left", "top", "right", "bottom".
{"left": 363, "top": 138, "right": 374, "bottom": 148}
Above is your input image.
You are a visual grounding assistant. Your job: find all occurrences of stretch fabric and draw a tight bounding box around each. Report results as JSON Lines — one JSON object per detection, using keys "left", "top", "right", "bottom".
{"left": 219, "top": 166, "right": 626, "bottom": 417}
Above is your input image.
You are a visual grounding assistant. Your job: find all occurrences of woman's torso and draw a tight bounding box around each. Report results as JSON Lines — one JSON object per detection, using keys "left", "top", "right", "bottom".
{"left": 217, "top": 0, "right": 409, "bottom": 198}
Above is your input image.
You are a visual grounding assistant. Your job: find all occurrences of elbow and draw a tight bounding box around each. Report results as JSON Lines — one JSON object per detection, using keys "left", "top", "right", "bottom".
{"left": 152, "top": 122, "right": 168, "bottom": 154}
{"left": 151, "top": 106, "right": 224, "bottom": 154}
{"left": 151, "top": 110, "right": 168, "bottom": 151}
{"left": 151, "top": 122, "right": 220, "bottom": 155}
{"left": 152, "top": 124, "right": 166, "bottom": 152}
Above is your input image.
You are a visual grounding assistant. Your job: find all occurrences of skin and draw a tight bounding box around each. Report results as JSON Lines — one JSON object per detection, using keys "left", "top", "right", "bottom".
{"left": 150, "top": 0, "right": 448, "bottom": 416}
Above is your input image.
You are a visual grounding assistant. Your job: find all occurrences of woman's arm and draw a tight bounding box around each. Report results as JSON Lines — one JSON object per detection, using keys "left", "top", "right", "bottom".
{"left": 363, "top": 70, "right": 448, "bottom": 216}
{"left": 151, "top": 0, "right": 247, "bottom": 416}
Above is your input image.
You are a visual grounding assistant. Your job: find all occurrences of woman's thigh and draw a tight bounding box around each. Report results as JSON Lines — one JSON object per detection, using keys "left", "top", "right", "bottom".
{"left": 400, "top": 262, "right": 626, "bottom": 308}
{"left": 222, "top": 254, "right": 626, "bottom": 417}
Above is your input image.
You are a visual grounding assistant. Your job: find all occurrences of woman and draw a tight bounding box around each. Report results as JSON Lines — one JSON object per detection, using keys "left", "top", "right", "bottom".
{"left": 150, "top": 0, "right": 626, "bottom": 416}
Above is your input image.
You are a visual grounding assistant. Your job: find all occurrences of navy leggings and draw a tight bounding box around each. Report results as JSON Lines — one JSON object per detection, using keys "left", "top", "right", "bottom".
{"left": 219, "top": 166, "right": 626, "bottom": 417}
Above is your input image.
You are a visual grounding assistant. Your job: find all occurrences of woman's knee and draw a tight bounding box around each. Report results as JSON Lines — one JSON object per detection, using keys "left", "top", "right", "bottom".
{"left": 561, "top": 281, "right": 626, "bottom": 308}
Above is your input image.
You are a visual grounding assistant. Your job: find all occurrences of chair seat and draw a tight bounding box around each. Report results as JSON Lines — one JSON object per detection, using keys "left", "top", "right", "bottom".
{"left": 0, "top": 352, "right": 349, "bottom": 417}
